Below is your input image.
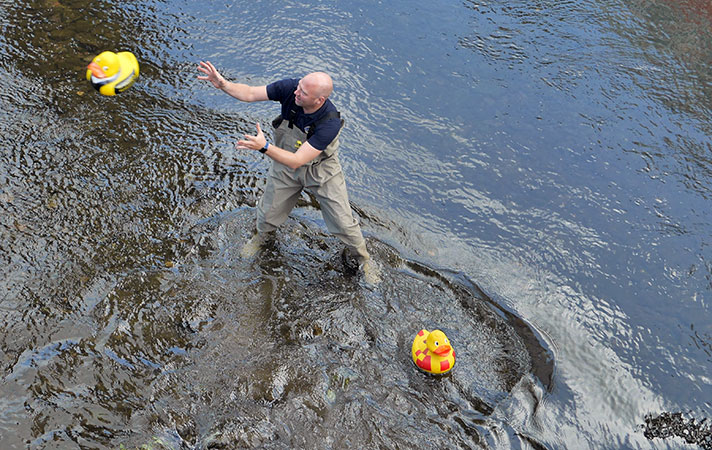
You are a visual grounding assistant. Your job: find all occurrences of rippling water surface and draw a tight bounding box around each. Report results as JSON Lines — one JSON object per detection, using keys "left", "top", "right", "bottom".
{"left": 1, "top": 0, "right": 711, "bottom": 448}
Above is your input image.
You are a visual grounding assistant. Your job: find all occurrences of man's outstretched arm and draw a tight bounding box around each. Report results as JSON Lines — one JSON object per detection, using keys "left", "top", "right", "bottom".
{"left": 197, "top": 61, "right": 268, "bottom": 102}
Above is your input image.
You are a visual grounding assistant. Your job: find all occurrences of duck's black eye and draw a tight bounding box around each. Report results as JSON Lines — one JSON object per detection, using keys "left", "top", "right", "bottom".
{"left": 434, "top": 341, "right": 439, "bottom": 346}
{"left": 103, "top": 66, "right": 109, "bottom": 71}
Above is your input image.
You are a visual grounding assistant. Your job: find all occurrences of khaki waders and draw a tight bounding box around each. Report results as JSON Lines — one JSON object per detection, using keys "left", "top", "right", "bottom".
{"left": 255, "top": 117, "right": 370, "bottom": 261}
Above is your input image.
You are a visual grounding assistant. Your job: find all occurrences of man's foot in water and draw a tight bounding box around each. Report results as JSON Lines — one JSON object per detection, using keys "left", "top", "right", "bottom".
{"left": 240, "top": 232, "right": 271, "bottom": 258}
{"left": 359, "top": 257, "right": 382, "bottom": 285}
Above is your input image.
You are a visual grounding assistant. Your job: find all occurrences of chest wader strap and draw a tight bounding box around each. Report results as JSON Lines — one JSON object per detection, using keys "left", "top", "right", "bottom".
{"left": 271, "top": 111, "right": 341, "bottom": 137}
{"left": 271, "top": 111, "right": 344, "bottom": 158}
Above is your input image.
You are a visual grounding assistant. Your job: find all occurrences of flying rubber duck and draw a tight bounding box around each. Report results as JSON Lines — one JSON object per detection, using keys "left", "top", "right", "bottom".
{"left": 86, "top": 51, "right": 139, "bottom": 96}
{"left": 411, "top": 329, "right": 455, "bottom": 375}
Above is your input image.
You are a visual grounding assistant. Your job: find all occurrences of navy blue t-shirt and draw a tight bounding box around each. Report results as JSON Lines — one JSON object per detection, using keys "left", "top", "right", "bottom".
{"left": 266, "top": 78, "right": 341, "bottom": 151}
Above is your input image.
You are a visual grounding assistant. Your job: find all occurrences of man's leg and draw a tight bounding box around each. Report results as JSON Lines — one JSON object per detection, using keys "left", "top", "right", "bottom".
{"left": 242, "top": 164, "right": 302, "bottom": 258}
{"left": 308, "top": 163, "right": 380, "bottom": 283}
{"left": 311, "top": 174, "right": 368, "bottom": 255}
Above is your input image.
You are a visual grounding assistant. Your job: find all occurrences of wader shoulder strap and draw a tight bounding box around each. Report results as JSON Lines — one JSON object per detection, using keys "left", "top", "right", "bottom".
{"left": 271, "top": 110, "right": 343, "bottom": 138}
{"left": 307, "top": 111, "right": 341, "bottom": 139}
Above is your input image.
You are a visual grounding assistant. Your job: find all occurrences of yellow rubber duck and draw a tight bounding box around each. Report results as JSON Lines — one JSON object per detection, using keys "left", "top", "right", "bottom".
{"left": 86, "top": 51, "right": 139, "bottom": 96}
{"left": 411, "top": 329, "right": 455, "bottom": 375}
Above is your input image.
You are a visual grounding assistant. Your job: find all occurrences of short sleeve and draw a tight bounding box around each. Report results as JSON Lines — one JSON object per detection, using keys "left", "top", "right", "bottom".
{"left": 267, "top": 79, "right": 298, "bottom": 102}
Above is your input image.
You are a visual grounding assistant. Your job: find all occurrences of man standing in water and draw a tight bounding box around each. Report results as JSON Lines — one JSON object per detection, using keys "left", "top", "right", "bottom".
{"left": 197, "top": 61, "right": 379, "bottom": 283}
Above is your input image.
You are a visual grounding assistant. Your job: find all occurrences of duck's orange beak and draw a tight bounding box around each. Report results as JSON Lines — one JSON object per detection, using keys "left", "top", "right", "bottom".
{"left": 87, "top": 61, "right": 105, "bottom": 79}
{"left": 434, "top": 344, "right": 451, "bottom": 356}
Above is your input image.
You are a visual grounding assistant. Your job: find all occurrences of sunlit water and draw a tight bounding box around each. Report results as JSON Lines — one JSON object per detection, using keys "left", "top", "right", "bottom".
{"left": 1, "top": 0, "right": 711, "bottom": 448}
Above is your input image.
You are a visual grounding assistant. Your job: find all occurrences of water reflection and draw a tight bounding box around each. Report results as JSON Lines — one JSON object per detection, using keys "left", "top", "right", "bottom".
{"left": 456, "top": 0, "right": 712, "bottom": 445}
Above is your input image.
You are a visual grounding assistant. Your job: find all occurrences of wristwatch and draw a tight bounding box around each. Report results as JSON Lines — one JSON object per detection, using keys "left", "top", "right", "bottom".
{"left": 259, "top": 142, "right": 269, "bottom": 154}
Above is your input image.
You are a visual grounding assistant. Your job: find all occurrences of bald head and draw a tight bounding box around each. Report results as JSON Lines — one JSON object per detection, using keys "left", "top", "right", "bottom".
{"left": 304, "top": 72, "right": 333, "bottom": 98}
{"left": 295, "top": 72, "right": 334, "bottom": 113}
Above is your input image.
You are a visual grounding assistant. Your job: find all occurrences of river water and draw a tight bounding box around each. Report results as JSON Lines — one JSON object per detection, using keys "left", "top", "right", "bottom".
{"left": 1, "top": 0, "right": 710, "bottom": 449}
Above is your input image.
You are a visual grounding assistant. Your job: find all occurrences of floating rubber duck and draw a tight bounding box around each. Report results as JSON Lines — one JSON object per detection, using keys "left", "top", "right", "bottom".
{"left": 86, "top": 51, "right": 139, "bottom": 96}
{"left": 411, "top": 329, "right": 455, "bottom": 375}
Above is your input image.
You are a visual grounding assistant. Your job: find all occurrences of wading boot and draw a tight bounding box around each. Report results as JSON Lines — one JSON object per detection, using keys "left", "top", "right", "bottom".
{"left": 240, "top": 232, "right": 274, "bottom": 258}
{"left": 358, "top": 256, "right": 381, "bottom": 285}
